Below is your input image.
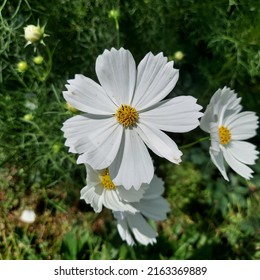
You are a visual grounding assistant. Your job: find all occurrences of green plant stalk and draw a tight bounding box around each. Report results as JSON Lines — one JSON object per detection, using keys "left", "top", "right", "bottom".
{"left": 179, "top": 136, "right": 210, "bottom": 150}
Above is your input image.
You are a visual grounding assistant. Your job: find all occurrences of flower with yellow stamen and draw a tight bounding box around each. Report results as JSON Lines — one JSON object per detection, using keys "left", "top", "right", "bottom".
{"left": 200, "top": 86, "right": 259, "bottom": 181}
{"left": 80, "top": 165, "right": 146, "bottom": 213}
{"left": 62, "top": 48, "right": 203, "bottom": 190}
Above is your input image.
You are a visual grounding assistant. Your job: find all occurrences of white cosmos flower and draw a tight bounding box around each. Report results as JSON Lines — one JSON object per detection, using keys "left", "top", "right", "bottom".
{"left": 113, "top": 175, "right": 170, "bottom": 246}
{"left": 80, "top": 164, "right": 148, "bottom": 213}
{"left": 200, "top": 86, "right": 259, "bottom": 181}
{"left": 62, "top": 47, "right": 203, "bottom": 189}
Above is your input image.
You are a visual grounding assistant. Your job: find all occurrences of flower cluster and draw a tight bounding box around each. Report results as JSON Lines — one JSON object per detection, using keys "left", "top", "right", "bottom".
{"left": 17, "top": 22, "right": 51, "bottom": 83}
{"left": 62, "top": 48, "right": 203, "bottom": 245}
{"left": 62, "top": 48, "right": 259, "bottom": 245}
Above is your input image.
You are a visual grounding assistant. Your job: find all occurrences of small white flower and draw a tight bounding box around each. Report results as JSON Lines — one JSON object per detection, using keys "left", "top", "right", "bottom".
{"left": 80, "top": 164, "right": 147, "bottom": 213}
{"left": 62, "top": 47, "right": 203, "bottom": 189}
{"left": 200, "top": 86, "right": 259, "bottom": 180}
{"left": 113, "top": 175, "right": 170, "bottom": 246}
{"left": 20, "top": 209, "right": 36, "bottom": 224}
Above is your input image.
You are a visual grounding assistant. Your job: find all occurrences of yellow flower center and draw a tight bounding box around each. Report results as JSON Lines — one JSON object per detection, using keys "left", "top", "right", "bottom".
{"left": 100, "top": 169, "right": 115, "bottom": 190}
{"left": 115, "top": 104, "right": 139, "bottom": 127}
{"left": 219, "top": 126, "right": 231, "bottom": 145}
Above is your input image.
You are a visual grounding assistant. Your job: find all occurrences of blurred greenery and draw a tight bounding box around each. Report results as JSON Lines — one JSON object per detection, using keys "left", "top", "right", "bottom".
{"left": 0, "top": 0, "right": 259, "bottom": 259}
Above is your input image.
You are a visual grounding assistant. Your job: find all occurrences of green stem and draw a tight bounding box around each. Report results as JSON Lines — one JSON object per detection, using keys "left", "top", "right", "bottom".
{"left": 39, "top": 46, "right": 53, "bottom": 82}
{"left": 115, "top": 0, "right": 120, "bottom": 48}
{"left": 115, "top": 18, "right": 120, "bottom": 48}
{"left": 179, "top": 136, "right": 210, "bottom": 150}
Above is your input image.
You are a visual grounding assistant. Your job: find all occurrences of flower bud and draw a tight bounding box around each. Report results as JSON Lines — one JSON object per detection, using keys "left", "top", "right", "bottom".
{"left": 17, "top": 61, "right": 28, "bottom": 72}
{"left": 65, "top": 102, "right": 78, "bottom": 113}
{"left": 24, "top": 25, "right": 42, "bottom": 43}
{"left": 23, "top": 114, "right": 33, "bottom": 121}
{"left": 108, "top": 9, "right": 120, "bottom": 20}
{"left": 174, "top": 51, "right": 184, "bottom": 61}
{"left": 33, "top": 55, "right": 44, "bottom": 65}
{"left": 52, "top": 143, "right": 61, "bottom": 153}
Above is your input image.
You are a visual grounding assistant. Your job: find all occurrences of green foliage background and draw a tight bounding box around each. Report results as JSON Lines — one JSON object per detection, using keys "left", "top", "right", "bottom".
{"left": 0, "top": 0, "right": 259, "bottom": 259}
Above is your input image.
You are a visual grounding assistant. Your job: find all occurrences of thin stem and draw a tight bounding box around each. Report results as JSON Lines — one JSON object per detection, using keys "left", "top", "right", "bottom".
{"left": 39, "top": 46, "right": 53, "bottom": 82}
{"left": 115, "top": 18, "right": 120, "bottom": 48}
{"left": 116, "top": 0, "right": 120, "bottom": 48}
{"left": 179, "top": 136, "right": 210, "bottom": 150}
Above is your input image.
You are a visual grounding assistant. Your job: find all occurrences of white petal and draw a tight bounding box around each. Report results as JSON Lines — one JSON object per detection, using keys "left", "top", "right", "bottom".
{"left": 62, "top": 115, "right": 91, "bottom": 153}
{"left": 132, "top": 197, "right": 170, "bottom": 221}
{"left": 62, "top": 114, "right": 114, "bottom": 154}
{"left": 136, "top": 121, "right": 183, "bottom": 164}
{"left": 226, "top": 112, "right": 259, "bottom": 140}
{"left": 126, "top": 213, "right": 157, "bottom": 245}
{"left": 141, "top": 96, "right": 203, "bottom": 132}
{"left": 141, "top": 175, "right": 164, "bottom": 200}
{"left": 209, "top": 122, "right": 221, "bottom": 153}
{"left": 109, "top": 129, "right": 154, "bottom": 190}
{"left": 85, "top": 164, "right": 100, "bottom": 185}
{"left": 95, "top": 48, "right": 136, "bottom": 105}
{"left": 80, "top": 184, "right": 104, "bottom": 213}
{"left": 200, "top": 87, "right": 242, "bottom": 131}
{"left": 214, "top": 88, "right": 242, "bottom": 124}
{"left": 102, "top": 189, "right": 137, "bottom": 213}
{"left": 63, "top": 74, "right": 116, "bottom": 114}
{"left": 132, "top": 52, "right": 179, "bottom": 110}
{"left": 200, "top": 105, "right": 213, "bottom": 133}
{"left": 77, "top": 118, "right": 123, "bottom": 170}
{"left": 209, "top": 147, "right": 229, "bottom": 181}
{"left": 199, "top": 89, "right": 223, "bottom": 132}
{"left": 222, "top": 146, "right": 255, "bottom": 180}
{"left": 117, "top": 185, "right": 147, "bottom": 203}
{"left": 113, "top": 211, "right": 135, "bottom": 246}
{"left": 227, "top": 141, "right": 259, "bottom": 165}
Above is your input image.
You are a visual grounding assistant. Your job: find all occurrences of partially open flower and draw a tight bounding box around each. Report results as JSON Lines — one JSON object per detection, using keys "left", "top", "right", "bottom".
{"left": 24, "top": 22, "right": 48, "bottom": 46}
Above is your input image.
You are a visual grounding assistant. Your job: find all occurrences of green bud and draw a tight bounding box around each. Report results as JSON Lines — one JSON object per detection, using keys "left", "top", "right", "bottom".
{"left": 108, "top": 9, "right": 120, "bottom": 20}
{"left": 52, "top": 143, "right": 61, "bottom": 153}
{"left": 23, "top": 114, "right": 33, "bottom": 121}
{"left": 65, "top": 102, "right": 78, "bottom": 113}
{"left": 33, "top": 55, "right": 44, "bottom": 65}
{"left": 174, "top": 51, "right": 185, "bottom": 61}
{"left": 17, "top": 61, "right": 28, "bottom": 72}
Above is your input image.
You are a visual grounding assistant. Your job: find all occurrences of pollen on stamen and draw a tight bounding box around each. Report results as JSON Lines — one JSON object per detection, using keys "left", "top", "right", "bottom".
{"left": 115, "top": 104, "right": 139, "bottom": 127}
{"left": 100, "top": 169, "right": 115, "bottom": 190}
{"left": 219, "top": 126, "right": 231, "bottom": 145}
